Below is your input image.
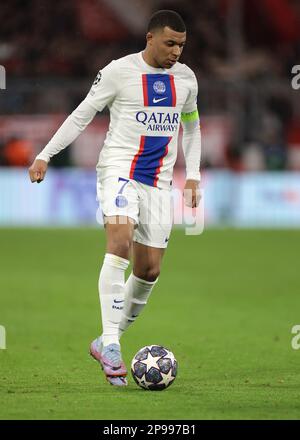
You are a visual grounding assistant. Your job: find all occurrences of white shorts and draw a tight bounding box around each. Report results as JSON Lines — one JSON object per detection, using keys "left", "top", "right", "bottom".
{"left": 97, "top": 175, "right": 173, "bottom": 248}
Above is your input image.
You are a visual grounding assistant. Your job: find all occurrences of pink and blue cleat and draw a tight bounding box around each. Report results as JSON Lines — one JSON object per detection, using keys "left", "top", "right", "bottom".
{"left": 90, "top": 336, "right": 128, "bottom": 386}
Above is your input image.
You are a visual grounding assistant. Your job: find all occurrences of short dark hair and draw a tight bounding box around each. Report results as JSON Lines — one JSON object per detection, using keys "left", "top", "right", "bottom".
{"left": 147, "top": 10, "right": 186, "bottom": 33}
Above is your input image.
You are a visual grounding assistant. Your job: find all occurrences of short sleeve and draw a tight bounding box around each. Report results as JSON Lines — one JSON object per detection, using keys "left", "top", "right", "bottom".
{"left": 182, "top": 71, "right": 198, "bottom": 114}
{"left": 85, "top": 60, "right": 119, "bottom": 112}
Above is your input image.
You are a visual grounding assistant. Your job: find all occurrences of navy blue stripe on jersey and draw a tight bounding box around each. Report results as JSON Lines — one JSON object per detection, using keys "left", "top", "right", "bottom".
{"left": 142, "top": 74, "right": 176, "bottom": 107}
{"left": 130, "top": 135, "right": 171, "bottom": 187}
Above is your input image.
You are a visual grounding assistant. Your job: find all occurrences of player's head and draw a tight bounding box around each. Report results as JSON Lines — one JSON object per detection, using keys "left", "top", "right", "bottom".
{"left": 145, "top": 10, "right": 186, "bottom": 69}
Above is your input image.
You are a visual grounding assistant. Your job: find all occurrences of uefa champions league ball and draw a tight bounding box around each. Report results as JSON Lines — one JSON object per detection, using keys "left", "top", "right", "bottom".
{"left": 131, "top": 345, "right": 178, "bottom": 390}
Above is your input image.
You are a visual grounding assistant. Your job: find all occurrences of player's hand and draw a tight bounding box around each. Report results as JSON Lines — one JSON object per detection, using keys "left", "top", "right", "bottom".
{"left": 28, "top": 159, "right": 48, "bottom": 183}
{"left": 183, "top": 179, "right": 201, "bottom": 208}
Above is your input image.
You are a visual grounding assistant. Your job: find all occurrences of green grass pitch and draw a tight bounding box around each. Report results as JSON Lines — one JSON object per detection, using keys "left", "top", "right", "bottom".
{"left": 1, "top": 228, "right": 300, "bottom": 420}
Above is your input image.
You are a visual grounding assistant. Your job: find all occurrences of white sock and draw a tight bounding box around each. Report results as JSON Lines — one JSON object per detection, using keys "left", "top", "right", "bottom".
{"left": 99, "top": 253, "right": 129, "bottom": 347}
{"left": 118, "top": 273, "right": 157, "bottom": 338}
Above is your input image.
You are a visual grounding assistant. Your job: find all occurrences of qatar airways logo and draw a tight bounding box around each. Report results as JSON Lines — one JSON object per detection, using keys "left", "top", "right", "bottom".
{"left": 136, "top": 111, "right": 180, "bottom": 132}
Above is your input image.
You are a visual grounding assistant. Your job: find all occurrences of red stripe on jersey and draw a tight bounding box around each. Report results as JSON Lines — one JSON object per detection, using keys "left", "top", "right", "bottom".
{"left": 169, "top": 75, "right": 177, "bottom": 107}
{"left": 153, "top": 137, "right": 171, "bottom": 187}
{"left": 142, "top": 74, "right": 149, "bottom": 106}
{"left": 130, "top": 136, "right": 146, "bottom": 179}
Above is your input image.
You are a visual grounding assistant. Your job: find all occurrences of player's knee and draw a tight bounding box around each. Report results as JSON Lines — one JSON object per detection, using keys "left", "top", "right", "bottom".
{"left": 137, "top": 267, "right": 160, "bottom": 282}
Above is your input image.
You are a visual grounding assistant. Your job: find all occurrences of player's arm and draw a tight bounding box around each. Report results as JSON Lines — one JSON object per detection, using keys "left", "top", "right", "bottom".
{"left": 29, "top": 100, "right": 97, "bottom": 183}
{"left": 181, "top": 73, "right": 201, "bottom": 208}
{"left": 29, "top": 61, "right": 119, "bottom": 183}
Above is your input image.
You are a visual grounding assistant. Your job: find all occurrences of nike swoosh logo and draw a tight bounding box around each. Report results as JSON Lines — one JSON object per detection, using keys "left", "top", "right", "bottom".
{"left": 153, "top": 97, "right": 168, "bottom": 104}
{"left": 114, "top": 299, "right": 124, "bottom": 303}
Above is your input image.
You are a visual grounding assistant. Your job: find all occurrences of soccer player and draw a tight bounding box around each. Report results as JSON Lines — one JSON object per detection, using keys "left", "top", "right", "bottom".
{"left": 28, "top": 10, "right": 201, "bottom": 386}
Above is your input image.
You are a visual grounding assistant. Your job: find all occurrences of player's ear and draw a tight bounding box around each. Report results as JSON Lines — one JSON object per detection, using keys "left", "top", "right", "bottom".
{"left": 146, "top": 32, "right": 154, "bottom": 46}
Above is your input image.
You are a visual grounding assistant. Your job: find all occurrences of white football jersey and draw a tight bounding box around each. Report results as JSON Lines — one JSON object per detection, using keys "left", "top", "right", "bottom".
{"left": 85, "top": 51, "right": 198, "bottom": 190}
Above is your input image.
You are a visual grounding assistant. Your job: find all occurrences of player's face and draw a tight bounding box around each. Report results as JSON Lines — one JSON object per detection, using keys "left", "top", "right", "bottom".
{"left": 147, "top": 26, "right": 186, "bottom": 69}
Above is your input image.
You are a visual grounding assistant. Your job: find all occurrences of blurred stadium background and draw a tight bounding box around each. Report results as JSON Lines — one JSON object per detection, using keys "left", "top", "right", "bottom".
{"left": 1, "top": 0, "right": 300, "bottom": 227}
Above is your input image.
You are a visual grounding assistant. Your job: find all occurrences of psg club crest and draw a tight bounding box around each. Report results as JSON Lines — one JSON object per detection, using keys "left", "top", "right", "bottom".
{"left": 93, "top": 70, "right": 102, "bottom": 86}
{"left": 153, "top": 80, "right": 166, "bottom": 95}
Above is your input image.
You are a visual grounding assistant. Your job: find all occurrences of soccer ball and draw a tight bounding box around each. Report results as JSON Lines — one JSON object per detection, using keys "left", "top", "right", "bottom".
{"left": 131, "top": 345, "right": 178, "bottom": 391}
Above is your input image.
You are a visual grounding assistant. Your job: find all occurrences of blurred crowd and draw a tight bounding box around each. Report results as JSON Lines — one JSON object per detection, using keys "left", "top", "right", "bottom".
{"left": 1, "top": 0, "right": 299, "bottom": 80}
{"left": 1, "top": 0, "right": 300, "bottom": 171}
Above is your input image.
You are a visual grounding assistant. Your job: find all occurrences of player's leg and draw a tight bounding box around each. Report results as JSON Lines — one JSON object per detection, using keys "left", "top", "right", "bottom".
{"left": 99, "top": 216, "right": 135, "bottom": 347}
{"left": 91, "top": 176, "right": 139, "bottom": 385}
{"left": 118, "top": 182, "right": 172, "bottom": 338}
{"left": 133, "top": 242, "right": 165, "bottom": 281}
{"left": 96, "top": 176, "right": 139, "bottom": 348}
{"left": 90, "top": 216, "right": 134, "bottom": 385}
{"left": 119, "top": 242, "right": 165, "bottom": 338}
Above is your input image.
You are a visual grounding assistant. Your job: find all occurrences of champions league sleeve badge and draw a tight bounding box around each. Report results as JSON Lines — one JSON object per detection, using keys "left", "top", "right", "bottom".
{"left": 93, "top": 70, "right": 102, "bottom": 86}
